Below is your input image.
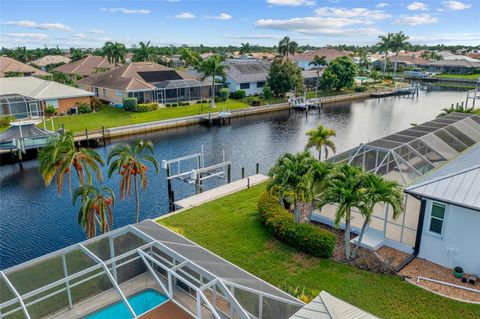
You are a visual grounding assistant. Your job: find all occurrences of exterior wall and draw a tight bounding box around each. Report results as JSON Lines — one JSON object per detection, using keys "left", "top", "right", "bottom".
{"left": 227, "top": 76, "right": 264, "bottom": 96}
{"left": 296, "top": 60, "right": 312, "bottom": 70}
{"left": 78, "top": 84, "right": 125, "bottom": 105}
{"left": 427, "top": 65, "right": 472, "bottom": 74}
{"left": 419, "top": 199, "right": 480, "bottom": 275}
{"left": 57, "top": 96, "right": 91, "bottom": 113}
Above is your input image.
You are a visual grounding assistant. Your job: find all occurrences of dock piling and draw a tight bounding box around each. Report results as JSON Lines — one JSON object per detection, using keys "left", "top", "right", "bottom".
{"left": 256, "top": 163, "right": 259, "bottom": 174}
{"left": 85, "top": 129, "right": 89, "bottom": 148}
{"left": 102, "top": 126, "right": 106, "bottom": 147}
{"left": 241, "top": 167, "right": 245, "bottom": 179}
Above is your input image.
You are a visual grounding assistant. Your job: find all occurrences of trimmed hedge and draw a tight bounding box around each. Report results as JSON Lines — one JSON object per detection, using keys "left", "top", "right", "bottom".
{"left": 137, "top": 103, "right": 159, "bottom": 112}
{"left": 231, "top": 89, "right": 246, "bottom": 99}
{"left": 123, "top": 97, "right": 138, "bottom": 112}
{"left": 257, "top": 192, "right": 336, "bottom": 258}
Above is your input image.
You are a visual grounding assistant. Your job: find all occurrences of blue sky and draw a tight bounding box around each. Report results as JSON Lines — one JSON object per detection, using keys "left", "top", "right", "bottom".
{"left": 0, "top": 0, "right": 478, "bottom": 48}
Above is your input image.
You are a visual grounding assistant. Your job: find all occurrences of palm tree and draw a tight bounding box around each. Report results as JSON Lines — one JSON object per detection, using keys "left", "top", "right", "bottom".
{"left": 102, "top": 41, "right": 126, "bottom": 67}
{"left": 195, "top": 55, "right": 227, "bottom": 108}
{"left": 240, "top": 43, "right": 252, "bottom": 55}
{"left": 308, "top": 160, "right": 333, "bottom": 221}
{"left": 39, "top": 131, "right": 104, "bottom": 195}
{"left": 16, "top": 46, "right": 31, "bottom": 63}
{"left": 132, "top": 41, "right": 158, "bottom": 62}
{"left": 352, "top": 173, "right": 403, "bottom": 258}
{"left": 180, "top": 48, "right": 201, "bottom": 67}
{"left": 278, "top": 36, "right": 298, "bottom": 60}
{"left": 376, "top": 33, "right": 393, "bottom": 77}
{"left": 319, "top": 164, "right": 365, "bottom": 260}
{"left": 370, "top": 70, "right": 380, "bottom": 88}
{"left": 72, "top": 185, "right": 115, "bottom": 238}
{"left": 107, "top": 140, "right": 159, "bottom": 223}
{"left": 437, "top": 104, "right": 474, "bottom": 117}
{"left": 305, "top": 125, "right": 336, "bottom": 160}
{"left": 390, "top": 32, "right": 410, "bottom": 82}
{"left": 308, "top": 55, "right": 327, "bottom": 98}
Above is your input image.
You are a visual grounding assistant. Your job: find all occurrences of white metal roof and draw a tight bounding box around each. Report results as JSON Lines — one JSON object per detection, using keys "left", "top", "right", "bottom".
{"left": 290, "top": 291, "right": 378, "bottom": 319}
{"left": 405, "top": 143, "right": 480, "bottom": 211}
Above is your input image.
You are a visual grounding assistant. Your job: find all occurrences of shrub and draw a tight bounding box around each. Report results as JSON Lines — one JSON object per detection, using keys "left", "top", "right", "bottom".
{"left": 262, "top": 86, "right": 273, "bottom": 100}
{"left": 122, "top": 97, "right": 138, "bottom": 112}
{"left": 246, "top": 96, "right": 261, "bottom": 106}
{"left": 171, "top": 102, "right": 179, "bottom": 107}
{"left": 201, "top": 99, "right": 209, "bottom": 103}
{"left": 214, "top": 96, "right": 222, "bottom": 103}
{"left": 196, "top": 100, "right": 202, "bottom": 104}
{"left": 354, "top": 86, "right": 367, "bottom": 92}
{"left": 218, "top": 88, "right": 230, "bottom": 102}
{"left": 137, "top": 102, "right": 159, "bottom": 112}
{"left": 77, "top": 103, "right": 92, "bottom": 113}
{"left": 179, "top": 102, "right": 189, "bottom": 106}
{"left": 257, "top": 192, "right": 336, "bottom": 258}
{"left": 231, "top": 89, "right": 246, "bottom": 99}
{"left": 0, "top": 116, "right": 15, "bottom": 127}
{"left": 45, "top": 105, "right": 56, "bottom": 117}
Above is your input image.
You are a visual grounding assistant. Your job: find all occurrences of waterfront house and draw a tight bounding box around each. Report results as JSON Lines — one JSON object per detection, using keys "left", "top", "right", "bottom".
{"left": 437, "top": 50, "right": 480, "bottom": 62}
{"left": 52, "top": 54, "right": 116, "bottom": 78}
{"left": 404, "top": 144, "right": 480, "bottom": 275}
{"left": 225, "top": 59, "right": 270, "bottom": 96}
{"left": 0, "top": 56, "right": 50, "bottom": 77}
{"left": 0, "top": 77, "right": 93, "bottom": 117}
{"left": 290, "top": 48, "right": 347, "bottom": 70}
{"left": 426, "top": 60, "right": 480, "bottom": 75}
{"left": 29, "top": 55, "right": 71, "bottom": 71}
{"left": 77, "top": 62, "right": 214, "bottom": 105}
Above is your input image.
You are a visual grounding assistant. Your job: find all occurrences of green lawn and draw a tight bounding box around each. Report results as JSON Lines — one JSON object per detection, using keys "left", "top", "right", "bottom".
{"left": 161, "top": 184, "right": 480, "bottom": 319}
{"left": 40, "top": 99, "right": 250, "bottom": 133}
{"left": 434, "top": 74, "right": 480, "bottom": 80}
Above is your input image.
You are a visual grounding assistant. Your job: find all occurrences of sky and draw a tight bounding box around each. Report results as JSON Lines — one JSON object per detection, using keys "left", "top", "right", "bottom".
{"left": 0, "top": 0, "right": 478, "bottom": 48}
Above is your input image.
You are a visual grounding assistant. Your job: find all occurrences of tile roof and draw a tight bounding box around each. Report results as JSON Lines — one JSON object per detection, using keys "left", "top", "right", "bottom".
{"left": 30, "top": 55, "right": 71, "bottom": 67}
{"left": 290, "top": 48, "right": 347, "bottom": 63}
{"left": 52, "top": 55, "right": 115, "bottom": 77}
{"left": 0, "top": 56, "right": 50, "bottom": 77}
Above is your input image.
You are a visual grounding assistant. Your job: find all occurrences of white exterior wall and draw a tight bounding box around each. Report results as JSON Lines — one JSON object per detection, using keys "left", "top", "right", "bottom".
{"left": 296, "top": 60, "right": 312, "bottom": 70}
{"left": 419, "top": 199, "right": 480, "bottom": 275}
{"left": 226, "top": 75, "right": 263, "bottom": 96}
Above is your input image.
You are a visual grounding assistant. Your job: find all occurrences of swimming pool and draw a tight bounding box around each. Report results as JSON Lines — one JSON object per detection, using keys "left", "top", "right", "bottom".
{"left": 84, "top": 289, "right": 168, "bottom": 319}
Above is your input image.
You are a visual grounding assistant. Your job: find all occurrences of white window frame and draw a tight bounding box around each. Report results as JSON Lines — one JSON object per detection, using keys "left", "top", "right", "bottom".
{"left": 428, "top": 201, "right": 447, "bottom": 237}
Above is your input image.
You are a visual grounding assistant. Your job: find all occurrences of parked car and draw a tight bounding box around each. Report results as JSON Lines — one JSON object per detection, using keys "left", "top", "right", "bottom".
{"left": 404, "top": 68, "right": 428, "bottom": 78}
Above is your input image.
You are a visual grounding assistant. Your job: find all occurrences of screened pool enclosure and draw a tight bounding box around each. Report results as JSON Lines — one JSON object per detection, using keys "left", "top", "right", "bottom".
{"left": 0, "top": 220, "right": 303, "bottom": 319}
{"left": 314, "top": 112, "right": 480, "bottom": 249}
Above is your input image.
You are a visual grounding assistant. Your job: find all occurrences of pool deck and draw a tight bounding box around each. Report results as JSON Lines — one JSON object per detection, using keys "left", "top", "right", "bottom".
{"left": 140, "top": 301, "right": 193, "bottom": 319}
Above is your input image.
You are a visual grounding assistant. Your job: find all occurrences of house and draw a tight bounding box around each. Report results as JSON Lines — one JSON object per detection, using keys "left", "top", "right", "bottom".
{"left": 30, "top": 55, "right": 71, "bottom": 71}
{"left": 372, "top": 55, "right": 429, "bottom": 70}
{"left": 224, "top": 60, "right": 270, "bottom": 96}
{"left": 437, "top": 50, "right": 480, "bottom": 62}
{"left": 0, "top": 56, "right": 50, "bottom": 77}
{"left": 0, "top": 77, "right": 93, "bottom": 116}
{"left": 426, "top": 60, "right": 480, "bottom": 74}
{"left": 290, "top": 48, "right": 347, "bottom": 70}
{"left": 52, "top": 55, "right": 116, "bottom": 78}
{"left": 77, "top": 62, "right": 214, "bottom": 105}
{"left": 404, "top": 144, "right": 480, "bottom": 275}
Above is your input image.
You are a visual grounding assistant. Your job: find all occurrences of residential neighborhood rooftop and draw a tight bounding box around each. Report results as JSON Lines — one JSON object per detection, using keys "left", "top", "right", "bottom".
{"left": 0, "top": 56, "right": 50, "bottom": 77}
{"left": 52, "top": 55, "right": 115, "bottom": 77}
{"left": 30, "top": 55, "right": 71, "bottom": 67}
{"left": 225, "top": 60, "right": 271, "bottom": 84}
{"left": 290, "top": 48, "right": 347, "bottom": 63}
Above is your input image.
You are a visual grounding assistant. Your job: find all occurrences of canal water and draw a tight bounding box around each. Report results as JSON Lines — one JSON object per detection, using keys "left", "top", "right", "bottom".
{"left": 0, "top": 88, "right": 467, "bottom": 269}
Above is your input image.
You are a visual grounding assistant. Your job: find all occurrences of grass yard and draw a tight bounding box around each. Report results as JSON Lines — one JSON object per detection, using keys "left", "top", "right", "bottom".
{"left": 434, "top": 74, "right": 480, "bottom": 80}
{"left": 161, "top": 183, "right": 480, "bottom": 319}
{"left": 39, "top": 99, "right": 250, "bottom": 133}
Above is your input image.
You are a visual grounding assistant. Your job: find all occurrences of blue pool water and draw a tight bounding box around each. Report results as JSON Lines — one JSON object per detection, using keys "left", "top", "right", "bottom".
{"left": 85, "top": 289, "right": 168, "bottom": 319}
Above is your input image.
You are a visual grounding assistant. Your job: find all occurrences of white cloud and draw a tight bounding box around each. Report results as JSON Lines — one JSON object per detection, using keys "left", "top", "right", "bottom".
{"left": 100, "top": 8, "right": 151, "bottom": 14}
{"left": 376, "top": 2, "right": 389, "bottom": 8}
{"left": 395, "top": 14, "right": 438, "bottom": 25}
{"left": 214, "top": 13, "right": 232, "bottom": 20}
{"left": 407, "top": 2, "right": 428, "bottom": 11}
{"left": 410, "top": 33, "right": 480, "bottom": 44}
{"left": 5, "top": 33, "right": 49, "bottom": 40}
{"left": 315, "top": 7, "right": 391, "bottom": 21}
{"left": 443, "top": 1, "right": 471, "bottom": 10}
{"left": 226, "top": 34, "right": 283, "bottom": 40}
{"left": 266, "top": 0, "right": 315, "bottom": 7}
{"left": 174, "top": 12, "right": 195, "bottom": 19}
{"left": 3, "top": 20, "right": 73, "bottom": 31}
{"left": 88, "top": 29, "right": 105, "bottom": 34}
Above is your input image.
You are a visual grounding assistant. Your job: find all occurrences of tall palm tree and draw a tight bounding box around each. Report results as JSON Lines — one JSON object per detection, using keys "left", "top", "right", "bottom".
{"left": 352, "top": 173, "right": 403, "bottom": 258}
{"left": 195, "top": 55, "right": 227, "bottom": 108}
{"left": 102, "top": 41, "right": 126, "bottom": 67}
{"left": 132, "top": 41, "right": 158, "bottom": 62}
{"left": 278, "top": 36, "right": 298, "bottom": 60}
{"left": 390, "top": 32, "right": 410, "bottom": 82}
{"left": 308, "top": 160, "right": 333, "bottom": 221}
{"left": 370, "top": 70, "right": 380, "bottom": 88}
{"left": 180, "top": 48, "right": 201, "bottom": 67}
{"left": 16, "top": 46, "right": 31, "bottom": 63}
{"left": 308, "top": 55, "right": 327, "bottom": 98}
{"left": 376, "top": 33, "right": 393, "bottom": 77}
{"left": 305, "top": 125, "right": 336, "bottom": 160}
{"left": 437, "top": 104, "right": 474, "bottom": 117}
{"left": 107, "top": 140, "right": 159, "bottom": 223}
{"left": 240, "top": 42, "right": 252, "bottom": 55}
{"left": 319, "top": 164, "right": 365, "bottom": 260}
{"left": 72, "top": 185, "right": 115, "bottom": 238}
{"left": 39, "top": 131, "right": 104, "bottom": 195}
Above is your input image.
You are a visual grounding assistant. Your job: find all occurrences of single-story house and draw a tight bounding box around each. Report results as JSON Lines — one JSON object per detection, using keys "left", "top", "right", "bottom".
{"left": 0, "top": 77, "right": 93, "bottom": 117}
{"left": 437, "top": 50, "right": 480, "bottom": 62}
{"left": 30, "top": 55, "right": 71, "bottom": 71}
{"left": 224, "top": 60, "right": 270, "bottom": 96}
{"left": 77, "top": 62, "right": 215, "bottom": 105}
{"left": 372, "top": 55, "right": 430, "bottom": 70}
{"left": 290, "top": 48, "right": 347, "bottom": 70}
{"left": 426, "top": 60, "right": 480, "bottom": 74}
{"left": 404, "top": 143, "right": 480, "bottom": 275}
{"left": 0, "top": 56, "right": 50, "bottom": 77}
{"left": 52, "top": 55, "right": 116, "bottom": 78}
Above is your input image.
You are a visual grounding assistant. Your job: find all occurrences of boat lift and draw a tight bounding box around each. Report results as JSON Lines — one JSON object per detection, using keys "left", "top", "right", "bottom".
{"left": 465, "top": 78, "right": 480, "bottom": 108}
{"left": 162, "top": 146, "right": 232, "bottom": 211}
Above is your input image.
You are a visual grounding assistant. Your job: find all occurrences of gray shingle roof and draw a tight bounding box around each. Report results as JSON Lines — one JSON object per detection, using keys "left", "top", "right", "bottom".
{"left": 225, "top": 61, "right": 270, "bottom": 84}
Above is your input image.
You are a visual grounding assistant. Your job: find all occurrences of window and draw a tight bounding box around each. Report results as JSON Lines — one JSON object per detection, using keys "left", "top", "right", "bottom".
{"left": 257, "top": 81, "right": 265, "bottom": 88}
{"left": 240, "top": 83, "right": 250, "bottom": 89}
{"left": 103, "top": 88, "right": 107, "bottom": 97}
{"left": 115, "top": 90, "right": 123, "bottom": 97}
{"left": 94, "top": 87, "right": 99, "bottom": 97}
{"left": 429, "top": 202, "right": 446, "bottom": 235}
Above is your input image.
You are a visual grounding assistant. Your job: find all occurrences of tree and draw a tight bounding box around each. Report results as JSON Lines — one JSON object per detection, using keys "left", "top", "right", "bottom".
{"left": 16, "top": 47, "right": 31, "bottom": 63}
{"left": 376, "top": 33, "right": 393, "bottom": 76}
{"left": 370, "top": 70, "right": 380, "bottom": 88}
{"left": 266, "top": 58, "right": 304, "bottom": 97}
{"left": 240, "top": 43, "right": 252, "bottom": 55}
{"left": 352, "top": 173, "right": 403, "bottom": 258}
{"left": 437, "top": 104, "right": 474, "bottom": 117}
{"left": 326, "top": 56, "right": 357, "bottom": 91}
{"left": 319, "top": 68, "right": 338, "bottom": 92}
{"left": 72, "top": 185, "right": 115, "bottom": 238}
{"left": 39, "top": 131, "right": 104, "bottom": 195}
{"left": 305, "top": 125, "right": 336, "bottom": 160}
{"left": 107, "top": 140, "right": 159, "bottom": 223}
{"left": 278, "top": 36, "right": 298, "bottom": 60}
{"left": 390, "top": 32, "right": 410, "bottom": 82}
{"left": 195, "top": 55, "right": 227, "bottom": 108}
{"left": 102, "top": 41, "right": 126, "bottom": 67}
{"left": 70, "top": 48, "right": 86, "bottom": 61}
{"left": 132, "top": 41, "right": 158, "bottom": 62}
{"left": 319, "top": 164, "right": 365, "bottom": 260}
{"left": 180, "top": 48, "right": 201, "bottom": 67}
{"left": 308, "top": 55, "right": 327, "bottom": 98}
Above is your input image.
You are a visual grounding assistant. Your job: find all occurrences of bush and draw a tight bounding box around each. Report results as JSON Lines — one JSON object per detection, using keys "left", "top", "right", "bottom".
{"left": 201, "top": 99, "right": 209, "bottom": 103}
{"left": 136, "top": 103, "right": 159, "bottom": 112}
{"left": 214, "top": 96, "right": 222, "bottom": 103}
{"left": 122, "top": 97, "right": 138, "bottom": 112}
{"left": 246, "top": 96, "right": 261, "bottom": 107}
{"left": 262, "top": 86, "right": 273, "bottom": 100}
{"left": 354, "top": 86, "right": 367, "bottom": 92}
{"left": 257, "top": 192, "right": 336, "bottom": 258}
{"left": 45, "top": 105, "right": 56, "bottom": 117}
{"left": 0, "top": 116, "right": 15, "bottom": 127}
{"left": 170, "top": 102, "right": 179, "bottom": 107}
{"left": 179, "top": 102, "right": 189, "bottom": 106}
{"left": 218, "top": 88, "right": 230, "bottom": 102}
{"left": 231, "top": 89, "right": 246, "bottom": 99}
{"left": 77, "top": 103, "right": 92, "bottom": 113}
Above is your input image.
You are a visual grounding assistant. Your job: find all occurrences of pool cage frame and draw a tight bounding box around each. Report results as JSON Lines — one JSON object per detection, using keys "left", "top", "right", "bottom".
{"left": 0, "top": 223, "right": 303, "bottom": 319}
